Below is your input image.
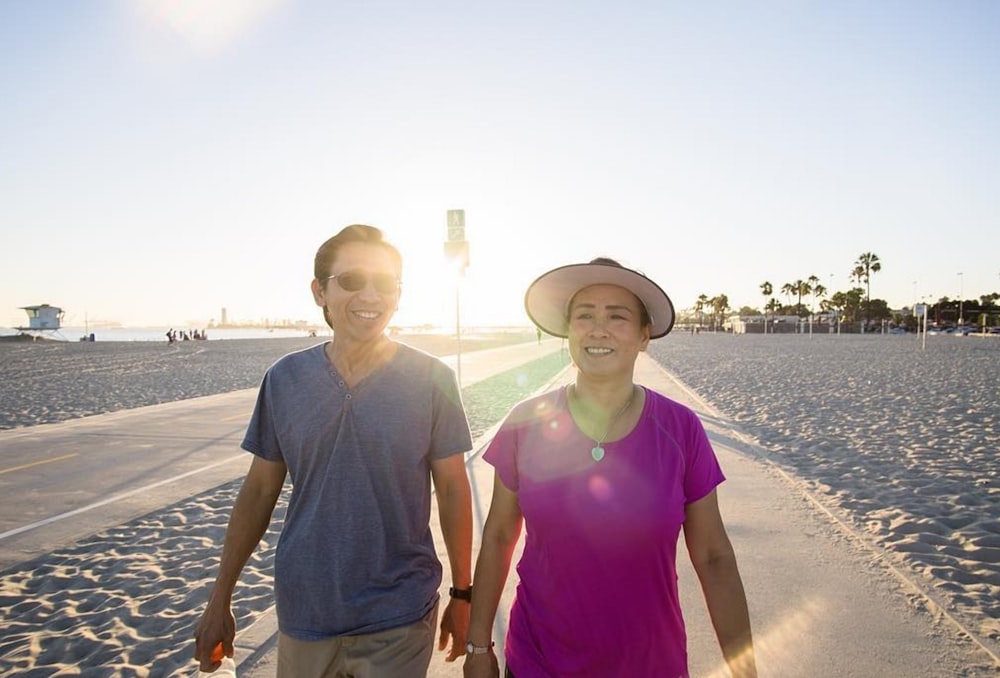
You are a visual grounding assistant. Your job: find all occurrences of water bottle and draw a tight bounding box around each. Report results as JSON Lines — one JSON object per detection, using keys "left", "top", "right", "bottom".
{"left": 195, "top": 644, "right": 237, "bottom": 677}
{"left": 196, "top": 655, "right": 237, "bottom": 677}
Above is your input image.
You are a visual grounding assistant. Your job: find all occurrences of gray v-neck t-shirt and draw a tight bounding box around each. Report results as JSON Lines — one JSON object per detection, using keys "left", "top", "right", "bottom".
{"left": 242, "top": 341, "right": 472, "bottom": 640}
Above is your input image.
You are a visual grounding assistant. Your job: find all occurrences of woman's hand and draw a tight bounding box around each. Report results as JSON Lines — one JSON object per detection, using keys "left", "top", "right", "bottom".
{"left": 463, "top": 650, "right": 500, "bottom": 678}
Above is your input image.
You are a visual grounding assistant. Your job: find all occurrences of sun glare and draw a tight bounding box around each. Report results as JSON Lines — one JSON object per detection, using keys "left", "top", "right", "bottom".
{"left": 135, "top": 0, "right": 283, "bottom": 54}
{"left": 391, "top": 241, "right": 530, "bottom": 331}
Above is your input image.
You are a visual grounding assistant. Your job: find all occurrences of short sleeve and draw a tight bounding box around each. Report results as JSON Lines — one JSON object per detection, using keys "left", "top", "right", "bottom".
{"left": 680, "top": 407, "right": 724, "bottom": 504}
{"left": 429, "top": 357, "right": 473, "bottom": 459}
{"left": 483, "top": 418, "right": 520, "bottom": 492}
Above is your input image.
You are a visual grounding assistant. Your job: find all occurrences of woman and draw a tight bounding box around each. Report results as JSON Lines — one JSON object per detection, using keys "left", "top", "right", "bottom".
{"left": 463, "top": 258, "right": 756, "bottom": 678}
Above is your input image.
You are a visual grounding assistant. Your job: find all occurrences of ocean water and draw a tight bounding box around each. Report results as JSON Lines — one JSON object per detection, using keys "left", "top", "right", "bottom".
{"left": 0, "top": 325, "right": 327, "bottom": 342}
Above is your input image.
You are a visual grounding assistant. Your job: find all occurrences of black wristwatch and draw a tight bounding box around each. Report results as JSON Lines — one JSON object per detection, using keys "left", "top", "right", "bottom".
{"left": 449, "top": 585, "right": 473, "bottom": 601}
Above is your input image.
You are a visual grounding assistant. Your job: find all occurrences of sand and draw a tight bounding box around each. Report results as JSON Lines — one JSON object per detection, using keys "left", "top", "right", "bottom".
{"left": 0, "top": 332, "right": 535, "bottom": 431}
{"left": 0, "top": 333, "right": 561, "bottom": 676}
{"left": 2, "top": 331, "right": 998, "bottom": 674}
{"left": 647, "top": 332, "right": 1000, "bottom": 652}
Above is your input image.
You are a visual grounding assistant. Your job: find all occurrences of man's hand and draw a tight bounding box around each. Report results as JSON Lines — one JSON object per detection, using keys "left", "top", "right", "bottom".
{"left": 438, "top": 598, "right": 470, "bottom": 662}
{"left": 193, "top": 603, "right": 235, "bottom": 672}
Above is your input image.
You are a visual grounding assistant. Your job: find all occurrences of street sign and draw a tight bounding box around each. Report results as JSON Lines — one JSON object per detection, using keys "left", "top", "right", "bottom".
{"left": 447, "top": 209, "right": 465, "bottom": 241}
{"left": 445, "top": 209, "right": 469, "bottom": 270}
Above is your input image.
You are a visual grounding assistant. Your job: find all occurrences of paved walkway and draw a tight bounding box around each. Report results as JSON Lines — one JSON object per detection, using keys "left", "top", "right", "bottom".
{"left": 0, "top": 338, "right": 564, "bottom": 571}
{"left": 0, "top": 338, "right": 565, "bottom": 673}
{"left": 4, "top": 338, "right": 996, "bottom": 676}
{"left": 240, "top": 352, "right": 999, "bottom": 677}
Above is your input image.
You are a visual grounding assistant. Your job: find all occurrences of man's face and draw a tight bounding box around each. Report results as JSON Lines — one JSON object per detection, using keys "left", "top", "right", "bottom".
{"left": 311, "top": 241, "right": 401, "bottom": 344}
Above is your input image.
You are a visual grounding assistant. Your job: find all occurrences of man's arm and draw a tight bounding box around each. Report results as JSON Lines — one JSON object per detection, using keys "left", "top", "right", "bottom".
{"left": 193, "top": 455, "right": 287, "bottom": 672}
{"left": 684, "top": 489, "right": 758, "bottom": 678}
{"left": 431, "top": 453, "right": 474, "bottom": 662}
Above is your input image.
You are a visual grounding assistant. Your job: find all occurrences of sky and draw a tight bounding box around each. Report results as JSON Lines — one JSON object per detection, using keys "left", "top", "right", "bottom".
{"left": 2, "top": 0, "right": 999, "bottom": 331}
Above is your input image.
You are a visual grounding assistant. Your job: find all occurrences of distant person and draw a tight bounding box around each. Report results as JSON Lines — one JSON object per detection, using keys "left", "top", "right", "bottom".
{"left": 166, "top": 329, "right": 175, "bottom": 344}
{"left": 194, "top": 224, "right": 475, "bottom": 676}
{"left": 464, "top": 258, "right": 757, "bottom": 678}
{"left": 535, "top": 326, "right": 542, "bottom": 344}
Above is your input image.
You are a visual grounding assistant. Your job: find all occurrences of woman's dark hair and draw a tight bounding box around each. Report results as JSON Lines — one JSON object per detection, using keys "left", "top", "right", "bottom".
{"left": 567, "top": 257, "right": 652, "bottom": 328}
{"left": 314, "top": 224, "right": 403, "bottom": 330}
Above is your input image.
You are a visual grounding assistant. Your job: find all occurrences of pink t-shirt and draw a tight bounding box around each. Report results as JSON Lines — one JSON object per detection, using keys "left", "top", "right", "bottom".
{"left": 484, "top": 386, "right": 724, "bottom": 678}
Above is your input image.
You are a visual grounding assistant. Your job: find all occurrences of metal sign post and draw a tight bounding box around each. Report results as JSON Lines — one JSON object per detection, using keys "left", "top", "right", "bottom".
{"left": 915, "top": 303, "right": 928, "bottom": 351}
{"left": 444, "top": 210, "right": 470, "bottom": 386}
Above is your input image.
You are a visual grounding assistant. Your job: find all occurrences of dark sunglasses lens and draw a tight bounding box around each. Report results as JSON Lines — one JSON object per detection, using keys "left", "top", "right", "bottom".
{"left": 333, "top": 271, "right": 398, "bottom": 294}
{"left": 336, "top": 272, "right": 366, "bottom": 291}
{"left": 372, "top": 274, "right": 399, "bottom": 294}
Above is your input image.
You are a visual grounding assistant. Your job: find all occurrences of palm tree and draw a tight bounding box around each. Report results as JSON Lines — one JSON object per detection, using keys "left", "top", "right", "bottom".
{"left": 788, "top": 279, "right": 812, "bottom": 316}
{"left": 709, "top": 294, "right": 729, "bottom": 331}
{"left": 780, "top": 282, "right": 795, "bottom": 311}
{"left": 808, "top": 275, "right": 827, "bottom": 314}
{"left": 695, "top": 294, "right": 709, "bottom": 329}
{"left": 760, "top": 281, "right": 773, "bottom": 334}
{"left": 852, "top": 252, "right": 882, "bottom": 330}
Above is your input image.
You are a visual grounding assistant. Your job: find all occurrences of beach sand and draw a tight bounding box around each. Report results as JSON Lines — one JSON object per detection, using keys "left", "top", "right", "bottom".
{"left": 0, "top": 333, "right": 562, "bottom": 676}
{"left": 2, "top": 331, "right": 998, "bottom": 674}
{"left": 648, "top": 332, "right": 1000, "bottom": 654}
{"left": 0, "top": 332, "right": 535, "bottom": 431}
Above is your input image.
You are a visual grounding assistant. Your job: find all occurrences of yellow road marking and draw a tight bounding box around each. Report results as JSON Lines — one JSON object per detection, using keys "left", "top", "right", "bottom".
{"left": 0, "top": 452, "right": 79, "bottom": 476}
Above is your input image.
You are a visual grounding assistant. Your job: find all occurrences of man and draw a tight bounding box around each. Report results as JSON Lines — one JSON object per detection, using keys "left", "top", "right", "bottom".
{"left": 195, "top": 224, "right": 473, "bottom": 677}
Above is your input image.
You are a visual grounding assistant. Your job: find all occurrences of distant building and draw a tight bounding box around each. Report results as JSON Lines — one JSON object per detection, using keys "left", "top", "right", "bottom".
{"left": 17, "top": 304, "right": 64, "bottom": 330}
{"left": 726, "top": 313, "right": 839, "bottom": 334}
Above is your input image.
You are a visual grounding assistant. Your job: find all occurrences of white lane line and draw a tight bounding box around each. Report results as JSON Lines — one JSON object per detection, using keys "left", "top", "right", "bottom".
{"left": 0, "top": 454, "right": 245, "bottom": 541}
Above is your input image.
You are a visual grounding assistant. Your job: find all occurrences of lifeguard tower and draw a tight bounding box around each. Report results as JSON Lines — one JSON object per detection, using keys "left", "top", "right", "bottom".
{"left": 15, "top": 304, "right": 66, "bottom": 339}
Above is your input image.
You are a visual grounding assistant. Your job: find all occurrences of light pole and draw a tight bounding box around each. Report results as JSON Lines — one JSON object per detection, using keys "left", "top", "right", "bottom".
{"left": 958, "top": 272, "right": 964, "bottom": 326}
{"left": 444, "top": 210, "right": 470, "bottom": 386}
{"left": 829, "top": 273, "right": 835, "bottom": 334}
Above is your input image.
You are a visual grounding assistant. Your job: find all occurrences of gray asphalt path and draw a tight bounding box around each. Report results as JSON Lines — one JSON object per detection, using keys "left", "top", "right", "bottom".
{"left": 243, "top": 352, "right": 999, "bottom": 677}
{"left": 0, "top": 338, "right": 564, "bottom": 572}
{"left": 5, "top": 339, "right": 997, "bottom": 676}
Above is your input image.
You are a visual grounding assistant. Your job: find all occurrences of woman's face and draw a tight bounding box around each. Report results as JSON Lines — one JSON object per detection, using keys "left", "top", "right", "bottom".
{"left": 566, "top": 284, "right": 650, "bottom": 377}
{"left": 311, "top": 241, "right": 402, "bottom": 345}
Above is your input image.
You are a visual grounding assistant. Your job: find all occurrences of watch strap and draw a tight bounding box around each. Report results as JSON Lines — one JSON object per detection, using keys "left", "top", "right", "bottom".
{"left": 466, "top": 640, "right": 495, "bottom": 655}
{"left": 449, "top": 585, "right": 473, "bottom": 601}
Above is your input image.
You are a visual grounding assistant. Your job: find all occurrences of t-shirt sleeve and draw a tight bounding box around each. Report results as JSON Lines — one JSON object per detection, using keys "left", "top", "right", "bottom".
{"left": 483, "top": 416, "right": 520, "bottom": 492}
{"left": 429, "top": 358, "right": 473, "bottom": 459}
{"left": 681, "top": 406, "right": 725, "bottom": 504}
{"left": 241, "top": 370, "right": 284, "bottom": 462}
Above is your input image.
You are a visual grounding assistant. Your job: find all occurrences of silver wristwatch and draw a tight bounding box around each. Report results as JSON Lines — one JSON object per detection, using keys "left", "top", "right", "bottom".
{"left": 466, "top": 641, "right": 494, "bottom": 655}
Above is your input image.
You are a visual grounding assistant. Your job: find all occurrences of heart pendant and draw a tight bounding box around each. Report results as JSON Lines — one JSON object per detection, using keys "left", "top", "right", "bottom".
{"left": 591, "top": 446, "right": 605, "bottom": 462}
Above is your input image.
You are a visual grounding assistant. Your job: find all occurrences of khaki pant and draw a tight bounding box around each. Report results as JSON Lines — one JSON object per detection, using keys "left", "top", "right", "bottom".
{"left": 276, "top": 604, "right": 438, "bottom": 678}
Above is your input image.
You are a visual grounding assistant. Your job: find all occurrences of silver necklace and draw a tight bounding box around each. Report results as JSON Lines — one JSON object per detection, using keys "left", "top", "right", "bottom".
{"left": 570, "top": 386, "right": 636, "bottom": 462}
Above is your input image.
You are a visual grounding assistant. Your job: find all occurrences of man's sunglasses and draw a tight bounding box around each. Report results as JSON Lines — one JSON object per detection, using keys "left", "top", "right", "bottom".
{"left": 323, "top": 270, "right": 401, "bottom": 295}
